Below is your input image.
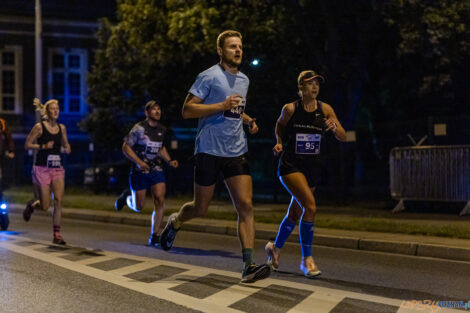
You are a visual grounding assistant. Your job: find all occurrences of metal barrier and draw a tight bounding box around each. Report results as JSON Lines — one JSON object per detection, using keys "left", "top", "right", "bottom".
{"left": 390, "top": 145, "right": 470, "bottom": 215}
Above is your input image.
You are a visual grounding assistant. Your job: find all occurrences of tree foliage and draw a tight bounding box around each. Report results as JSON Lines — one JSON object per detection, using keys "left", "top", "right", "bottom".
{"left": 82, "top": 0, "right": 470, "bottom": 151}
{"left": 384, "top": 0, "right": 470, "bottom": 112}
{"left": 81, "top": 0, "right": 292, "bottom": 147}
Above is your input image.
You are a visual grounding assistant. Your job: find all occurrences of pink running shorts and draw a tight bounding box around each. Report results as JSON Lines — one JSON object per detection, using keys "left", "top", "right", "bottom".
{"left": 32, "top": 165, "right": 65, "bottom": 186}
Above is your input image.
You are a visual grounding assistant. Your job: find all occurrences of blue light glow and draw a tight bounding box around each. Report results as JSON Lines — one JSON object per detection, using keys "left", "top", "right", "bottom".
{"left": 0, "top": 203, "right": 6, "bottom": 210}
{"left": 251, "top": 59, "right": 260, "bottom": 66}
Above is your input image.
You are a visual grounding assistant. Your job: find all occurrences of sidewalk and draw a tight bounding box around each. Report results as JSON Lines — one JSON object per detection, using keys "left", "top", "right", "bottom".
{"left": 7, "top": 202, "right": 470, "bottom": 263}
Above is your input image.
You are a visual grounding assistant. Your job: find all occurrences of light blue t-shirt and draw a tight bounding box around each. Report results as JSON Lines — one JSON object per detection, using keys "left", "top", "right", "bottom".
{"left": 189, "top": 64, "right": 250, "bottom": 157}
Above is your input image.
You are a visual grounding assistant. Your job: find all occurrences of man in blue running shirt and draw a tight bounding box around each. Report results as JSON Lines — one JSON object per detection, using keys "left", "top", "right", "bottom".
{"left": 160, "top": 30, "right": 270, "bottom": 283}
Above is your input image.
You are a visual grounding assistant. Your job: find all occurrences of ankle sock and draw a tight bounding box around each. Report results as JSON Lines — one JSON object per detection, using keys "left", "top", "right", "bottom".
{"left": 53, "top": 224, "right": 61, "bottom": 237}
{"left": 242, "top": 248, "right": 253, "bottom": 269}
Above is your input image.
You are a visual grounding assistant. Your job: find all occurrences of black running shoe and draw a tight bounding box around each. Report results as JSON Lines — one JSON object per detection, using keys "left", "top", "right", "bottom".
{"left": 160, "top": 213, "right": 179, "bottom": 251}
{"left": 53, "top": 235, "right": 66, "bottom": 245}
{"left": 148, "top": 234, "right": 160, "bottom": 248}
{"left": 241, "top": 263, "right": 271, "bottom": 283}
{"left": 115, "top": 189, "right": 130, "bottom": 211}
{"left": 23, "top": 199, "right": 36, "bottom": 222}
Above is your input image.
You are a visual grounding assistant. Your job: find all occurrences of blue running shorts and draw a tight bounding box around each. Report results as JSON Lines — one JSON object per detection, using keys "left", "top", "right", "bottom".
{"left": 129, "top": 170, "right": 165, "bottom": 191}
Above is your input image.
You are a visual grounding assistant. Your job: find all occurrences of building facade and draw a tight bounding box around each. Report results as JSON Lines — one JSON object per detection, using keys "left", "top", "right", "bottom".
{"left": 0, "top": 0, "right": 116, "bottom": 185}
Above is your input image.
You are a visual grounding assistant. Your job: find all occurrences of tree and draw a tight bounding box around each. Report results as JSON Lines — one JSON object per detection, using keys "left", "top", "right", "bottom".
{"left": 384, "top": 0, "right": 470, "bottom": 115}
{"left": 81, "top": 0, "right": 291, "bottom": 148}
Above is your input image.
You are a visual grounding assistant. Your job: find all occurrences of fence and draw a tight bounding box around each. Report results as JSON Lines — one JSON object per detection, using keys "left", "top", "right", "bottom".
{"left": 389, "top": 145, "right": 470, "bottom": 215}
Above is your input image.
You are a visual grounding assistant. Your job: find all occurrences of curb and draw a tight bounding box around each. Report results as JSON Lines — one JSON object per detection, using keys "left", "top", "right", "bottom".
{"left": 6, "top": 205, "right": 470, "bottom": 263}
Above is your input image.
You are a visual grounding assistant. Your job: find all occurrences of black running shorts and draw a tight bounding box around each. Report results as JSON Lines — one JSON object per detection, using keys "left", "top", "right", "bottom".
{"left": 278, "top": 153, "right": 322, "bottom": 187}
{"left": 194, "top": 153, "right": 251, "bottom": 186}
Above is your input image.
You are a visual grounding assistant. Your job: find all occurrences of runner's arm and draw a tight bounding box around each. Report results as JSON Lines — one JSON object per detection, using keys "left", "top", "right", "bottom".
{"left": 275, "top": 103, "right": 294, "bottom": 145}
{"left": 3, "top": 122, "right": 15, "bottom": 158}
{"left": 243, "top": 113, "right": 258, "bottom": 134}
{"left": 158, "top": 146, "right": 178, "bottom": 168}
{"left": 182, "top": 93, "right": 239, "bottom": 119}
{"left": 273, "top": 103, "right": 294, "bottom": 156}
{"left": 24, "top": 123, "right": 43, "bottom": 150}
{"left": 60, "top": 124, "right": 71, "bottom": 154}
{"left": 122, "top": 142, "right": 147, "bottom": 169}
{"left": 322, "top": 103, "right": 346, "bottom": 142}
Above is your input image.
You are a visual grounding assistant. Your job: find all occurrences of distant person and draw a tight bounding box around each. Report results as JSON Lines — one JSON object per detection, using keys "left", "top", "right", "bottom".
{"left": 23, "top": 98, "right": 71, "bottom": 245}
{"left": 159, "top": 30, "right": 270, "bottom": 283}
{"left": 0, "top": 117, "right": 15, "bottom": 203}
{"left": 266, "top": 70, "right": 346, "bottom": 277}
{"left": 114, "top": 100, "right": 178, "bottom": 248}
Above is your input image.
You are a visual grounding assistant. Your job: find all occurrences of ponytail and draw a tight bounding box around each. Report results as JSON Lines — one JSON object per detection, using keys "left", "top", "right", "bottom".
{"left": 33, "top": 98, "right": 58, "bottom": 119}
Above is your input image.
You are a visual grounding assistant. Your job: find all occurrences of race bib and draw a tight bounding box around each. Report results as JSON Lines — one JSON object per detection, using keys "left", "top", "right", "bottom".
{"left": 47, "top": 154, "right": 61, "bottom": 168}
{"left": 145, "top": 141, "right": 162, "bottom": 159}
{"left": 224, "top": 97, "right": 246, "bottom": 119}
{"left": 295, "top": 133, "right": 321, "bottom": 155}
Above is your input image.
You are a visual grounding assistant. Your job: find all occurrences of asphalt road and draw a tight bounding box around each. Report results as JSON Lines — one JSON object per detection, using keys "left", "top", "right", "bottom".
{"left": 0, "top": 212, "right": 468, "bottom": 313}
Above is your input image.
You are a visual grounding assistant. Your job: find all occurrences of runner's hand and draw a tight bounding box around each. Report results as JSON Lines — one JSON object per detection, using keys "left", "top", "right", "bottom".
{"left": 324, "top": 118, "right": 338, "bottom": 132}
{"left": 138, "top": 161, "right": 150, "bottom": 172}
{"left": 223, "top": 95, "right": 241, "bottom": 111}
{"left": 45, "top": 141, "right": 54, "bottom": 149}
{"left": 169, "top": 160, "right": 179, "bottom": 168}
{"left": 273, "top": 143, "right": 283, "bottom": 156}
{"left": 248, "top": 118, "right": 258, "bottom": 134}
{"left": 6, "top": 152, "right": 14, "bottom": 159}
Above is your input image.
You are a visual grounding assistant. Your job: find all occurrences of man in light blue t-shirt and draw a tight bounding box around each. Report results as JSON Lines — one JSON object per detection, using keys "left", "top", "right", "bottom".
{"left": 160, "top": 30, "right": 270, "bottom": 283}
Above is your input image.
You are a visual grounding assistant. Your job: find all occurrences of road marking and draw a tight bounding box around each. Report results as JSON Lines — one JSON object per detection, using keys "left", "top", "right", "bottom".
{"left": 76, "top": 254, "right": 116, "bottom": 265}
{"left": 290, "top": 291, "right": 344, "bottom": 313}
{"left": 109, "top": 260, "right": 159, "bottom": 276}
{"left": 0, "top": 233, "right": 462, "bottom": 313}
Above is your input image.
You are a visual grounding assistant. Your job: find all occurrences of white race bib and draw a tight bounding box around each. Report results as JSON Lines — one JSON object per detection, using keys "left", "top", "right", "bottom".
{"left": 224, "top": 97, "right": 246, "bottom": 119}
{"left": 47, "top": 154, "right": 61, "bottom": 168}
{"left": 145, "top": 141, "right": 162, "bottom": 159}
{"left": 295, "top": 133, "right": 321, "bottom": 155}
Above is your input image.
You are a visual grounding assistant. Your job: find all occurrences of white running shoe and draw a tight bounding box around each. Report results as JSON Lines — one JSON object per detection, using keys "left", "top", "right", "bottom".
{"left": 300, "top": 256, "right": 321, "bottom": 278}
{"left": 265, "top": 241, "right": 280, "bottom": 271}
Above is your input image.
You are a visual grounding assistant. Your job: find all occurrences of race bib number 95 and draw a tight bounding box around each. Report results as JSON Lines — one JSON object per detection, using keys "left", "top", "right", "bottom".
{"left": 295, "top": 133, "right": 321, "bottom": 155}
{"left": 47, "top": 155, "right": 61, "bottom": 168}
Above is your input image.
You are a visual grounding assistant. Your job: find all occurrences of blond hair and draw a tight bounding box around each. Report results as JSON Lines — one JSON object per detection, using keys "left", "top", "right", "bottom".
{"left": 33, "top": 98, "right": 58, "bottom": 119}
{"left": 216, "top": 30, "right": 242, "bottom": 48}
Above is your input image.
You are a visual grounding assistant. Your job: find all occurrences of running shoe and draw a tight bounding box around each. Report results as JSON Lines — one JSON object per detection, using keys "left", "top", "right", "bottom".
{"left": 23, "top": 199, "right": 36, "bottom": 222}
{"left": 115, "top": 189, "right": 131, "bottom": 211}
{"left": 300, "top": 256, "right": 321, "bottom": 278}
{"left": 241, "top": 263, "right": 271, "bottom": 283}
{"left": 53, "top": 235, "right": 67, "bottom": 245}
{"left": 160, "top": 213, "right": 179, "bottom": 251}
{"left": 265, "top": 241, "right": 280, "bottom": 271}
{"left": 148, "top": 234, "right": 160, "bottom": 248}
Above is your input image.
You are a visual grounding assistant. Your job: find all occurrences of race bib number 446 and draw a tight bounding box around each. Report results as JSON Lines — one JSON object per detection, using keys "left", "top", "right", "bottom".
{"left": 47, "top": 155, "right": 61, "bottom": 168}
{"left": 295, "top": 133, "right": 321, "bottom": 155}
{"left": 224, "top": 97, "right": 246, "bottom": 119}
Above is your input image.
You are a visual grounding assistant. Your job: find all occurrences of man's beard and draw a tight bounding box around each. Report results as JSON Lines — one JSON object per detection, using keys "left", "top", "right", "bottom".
{"left": 222, "top": 54, "right": 241, "bottom": 68}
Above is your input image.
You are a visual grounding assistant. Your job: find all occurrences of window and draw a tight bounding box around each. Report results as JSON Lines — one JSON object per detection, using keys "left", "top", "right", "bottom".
{"left": 0, "top": 47, "right": 22, "bottom": 113}
{"left": 48, "top": 49, "right": 88, "bottom": 115}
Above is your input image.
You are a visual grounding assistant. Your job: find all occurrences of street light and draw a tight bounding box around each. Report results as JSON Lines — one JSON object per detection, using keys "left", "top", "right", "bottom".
{"left": 250, "top": 58, "right": 260, "bottom": 66}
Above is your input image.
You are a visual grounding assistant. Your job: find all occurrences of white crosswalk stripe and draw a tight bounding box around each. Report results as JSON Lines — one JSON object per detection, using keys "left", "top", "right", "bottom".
{"left": 0, "top": 233, "right": 462, "bottom": 313}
